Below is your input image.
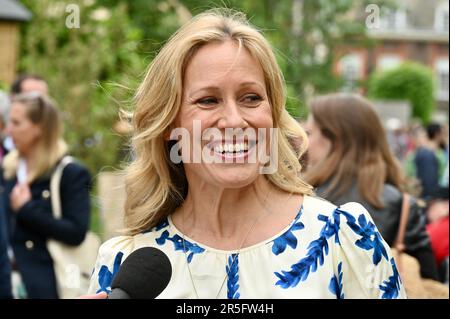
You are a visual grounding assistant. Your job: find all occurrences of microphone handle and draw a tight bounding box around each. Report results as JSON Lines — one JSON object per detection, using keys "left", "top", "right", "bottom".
{"left": 108, "top": 288, "right": 131, "bottom": 299}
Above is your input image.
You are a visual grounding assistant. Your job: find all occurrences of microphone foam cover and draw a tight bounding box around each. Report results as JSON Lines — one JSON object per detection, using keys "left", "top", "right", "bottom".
{"left": 111, "top": 247, "right": 172, "bottom": 299}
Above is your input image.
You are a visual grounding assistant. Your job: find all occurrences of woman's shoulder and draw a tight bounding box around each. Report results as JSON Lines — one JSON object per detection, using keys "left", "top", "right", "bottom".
{"left": 95, "top": 226, "right": 168, "bottom": 263}
{"left": 59, "top": 156, "right": 91, "bottom": 182}
{"left": 303, "top": 194, "right": 366, "bottom": 216}
{"left": 61, "top": 157, "right": 90, "bottom": 174}
{"left": 97, "top": 235, "right": 136, "bottom": 260}
{"left": 381, "top": 184, "right": 402, "bottom": 203}
{"left": 303, "top": 194, "right": 376, "bottom": 229}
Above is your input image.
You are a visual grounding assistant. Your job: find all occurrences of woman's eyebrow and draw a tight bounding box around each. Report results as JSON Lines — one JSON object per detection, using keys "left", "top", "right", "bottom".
{"left": 189, "top": 81, "right": 265, "bottom": 97}
{"left": 239, "top": 81, "right": 265, "bottom": 89}
{"left": 189, "top": 86, "right": 220, "bottom": 97}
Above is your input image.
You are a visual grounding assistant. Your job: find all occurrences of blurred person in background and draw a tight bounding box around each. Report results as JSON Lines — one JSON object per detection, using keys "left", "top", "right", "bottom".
{"left": 10, "top": 74, "right": 48, "bottom": 97}
{"left": 2, "top": 75, "right": 49, "bottom": 156}
{"left": 385, "top": 118, "right": 409, "bottom": 162}
{"left": 0, "top": 90, "right": 12, "bottom": 298}
{"left": 0, "top": 178, "right": 12, "bottom": 299}
{"left": 304, "top": 93, "right": 439, "bottom": 281}
{"left": 1, "top": 93, "right": 91, "bottom": 298}
{"left": 0, "top": 124, "right": 12, "bottom": 298}
{"left": 422, "top": 123, "right": 449, "bottom": 284}
{"left": 413, "top": 123, "right": 447, "bottom": 201}
{"left": 0, "top": 91, "right": 10, "bottom": 161}
{"left": 404, "top": 124, "right": 429, "bottom": 197}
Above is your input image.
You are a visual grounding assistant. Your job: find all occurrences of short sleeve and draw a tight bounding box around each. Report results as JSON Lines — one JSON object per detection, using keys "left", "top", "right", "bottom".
{"left": 87, "top": 236, "right": 135, "bottom": 295}
{"left": 330, "top": 202, "right": 407, "bottom": 299}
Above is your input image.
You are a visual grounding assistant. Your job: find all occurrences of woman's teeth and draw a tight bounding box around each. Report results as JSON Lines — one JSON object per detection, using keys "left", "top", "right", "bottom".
{"left": 214, "top": 142, "right": 249, "bottom": 154}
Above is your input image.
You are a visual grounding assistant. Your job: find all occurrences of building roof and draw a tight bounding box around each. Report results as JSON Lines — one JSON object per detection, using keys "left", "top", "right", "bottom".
{"left": 0, "top": 0, "right": 31, "bottom": 22}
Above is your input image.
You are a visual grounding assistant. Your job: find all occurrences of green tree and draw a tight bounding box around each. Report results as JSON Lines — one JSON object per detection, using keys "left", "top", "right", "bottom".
{"left": 18, "top": 0, "right": 146, "bottom": 173}
{"left": 17, "top": 0, "right": 396, "bottom": 172}
{"left": 94, "top": 0, "right": 393, "bottom": 119}
{"left": 368, "top": 63, "right": 435, "bottom": 124}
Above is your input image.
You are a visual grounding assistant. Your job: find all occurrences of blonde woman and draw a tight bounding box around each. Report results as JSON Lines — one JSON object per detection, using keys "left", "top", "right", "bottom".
{"left": 88, "top": 9, "right": 406, "bottom": 299}
{"left": 1, "top": 93, "right": 91, "bottom": 298}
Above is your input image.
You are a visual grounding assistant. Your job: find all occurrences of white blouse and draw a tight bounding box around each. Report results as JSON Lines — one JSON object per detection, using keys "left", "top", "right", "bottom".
{"left": 88, "top": 195, "right": 407, "bottom": 299}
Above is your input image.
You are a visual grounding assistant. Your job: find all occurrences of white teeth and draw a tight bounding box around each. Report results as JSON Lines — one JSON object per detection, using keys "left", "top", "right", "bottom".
{"left": 213, "top": 142, "right": 251, "bottom": 153}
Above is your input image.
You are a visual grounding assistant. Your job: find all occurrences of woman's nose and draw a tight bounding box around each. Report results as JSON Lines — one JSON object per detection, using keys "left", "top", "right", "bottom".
{"left": 217, "top": 100, "right": 248, "bottom": 129}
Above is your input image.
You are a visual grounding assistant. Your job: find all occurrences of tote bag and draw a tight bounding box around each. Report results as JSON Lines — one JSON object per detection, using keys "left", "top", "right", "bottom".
{"left": 46, "top": 156, "right": 101, "bottom": 299}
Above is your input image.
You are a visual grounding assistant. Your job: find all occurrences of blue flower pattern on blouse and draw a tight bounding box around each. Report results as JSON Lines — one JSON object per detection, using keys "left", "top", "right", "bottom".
{"left": 275, "top": 208, "right": 393, "bottom": 293}
{"left": 96, "top": 251, "right": 123, "bottom": 294}
{"left": 379, "top": 258, "right": 402, "bottom": 299}
{"left": 329, "top": 262, "right": 344, "bottom": 299}
{"left": 338, "top": 209, "right": 388, "bottom": 265}
{"left": 155, "top": 230, "right": 205, "bottom": 263}
{"left": 272, "top": 209, "right": 305, "bottom": 255}
{"left": 155, "top": 219, "right": 169, "bottom": 231}
{"left": 226, "top": 254, "right": 240, "bottom": 299}
{"left": 274, "top": 211, "right": 340, "bottom": 288}
{"left": 91, "top": 198, "right": 405, "bottom": 298}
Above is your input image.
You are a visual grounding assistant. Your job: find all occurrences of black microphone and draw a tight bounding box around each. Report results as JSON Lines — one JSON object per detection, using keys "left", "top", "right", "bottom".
{"left": 108, "top": 247, "right": 172, "bottom": 299}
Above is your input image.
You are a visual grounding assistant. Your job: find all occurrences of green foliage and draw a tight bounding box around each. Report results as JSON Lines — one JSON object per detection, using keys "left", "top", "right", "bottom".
{"left": 188, "top": 0, "right": 386, "bottom": 117}
{"left": 18, "top": 0, "right": 145, "bottom": 175}
{"left": 14, "top": 0, "right": 392, "bottom": 234}
{"left": 368, "top": 63, "right": 435, "bottom": 124}
{"left": 16, "top": 0, "right": 384, "bottom": 168}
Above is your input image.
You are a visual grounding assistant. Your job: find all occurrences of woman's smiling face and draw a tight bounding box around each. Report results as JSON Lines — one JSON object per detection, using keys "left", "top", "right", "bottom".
{"left": 174, "top": 40, "right": 274, "bottom": 188}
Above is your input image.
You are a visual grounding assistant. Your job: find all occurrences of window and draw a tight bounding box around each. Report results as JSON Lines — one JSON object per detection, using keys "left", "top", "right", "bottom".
{"left": 339, "top": 54, "right": 362, "bottom": 91}
{"left": 436, "top": 58, "right": 449, "bottom": 101}
{"left": 435, "top": 2, "right": 449, "bottom": 33}
{"left": 380, "top": 8, "right": 407, "bottom": 30}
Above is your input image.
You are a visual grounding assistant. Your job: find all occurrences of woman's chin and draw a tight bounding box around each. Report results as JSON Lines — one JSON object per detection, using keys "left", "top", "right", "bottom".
{"left": 205, "top": 164, "right": 260, "bottom": 188}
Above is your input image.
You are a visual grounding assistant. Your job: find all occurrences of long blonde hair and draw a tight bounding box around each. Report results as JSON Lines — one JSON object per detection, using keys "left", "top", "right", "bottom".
{"left": 125, "top": 9, "right": 312, "bottom": 235}
{"left": 3, "top": 93, "right": 67, "bottom": 183}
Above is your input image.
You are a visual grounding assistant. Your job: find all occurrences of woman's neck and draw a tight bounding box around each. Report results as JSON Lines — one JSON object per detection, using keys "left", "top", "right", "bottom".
{"left": 20, "top": 147, "right": 37, "bottom": 173}
{"left": 172, "top": 175, "right": 303, "bottom": 250}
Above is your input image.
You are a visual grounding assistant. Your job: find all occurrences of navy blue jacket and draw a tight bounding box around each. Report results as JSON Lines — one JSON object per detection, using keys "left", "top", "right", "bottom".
{"left": 0, "top": 181, "right": 12, "bottom": 299}
{"left": 414, "top": 147, "right": 440, "bottom": 200}
{"left": 2, "top": 158, "right": 91, "bottom": 299}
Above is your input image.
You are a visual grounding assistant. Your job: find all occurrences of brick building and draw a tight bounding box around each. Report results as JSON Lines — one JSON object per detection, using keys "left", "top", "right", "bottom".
{"left": 335, "top": 0, "right": 449, "bottom": 120}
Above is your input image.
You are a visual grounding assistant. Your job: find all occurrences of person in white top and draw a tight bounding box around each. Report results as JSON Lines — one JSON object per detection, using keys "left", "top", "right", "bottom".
{"left": 87, "top": 8, "right": 406, "bottom": 299}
